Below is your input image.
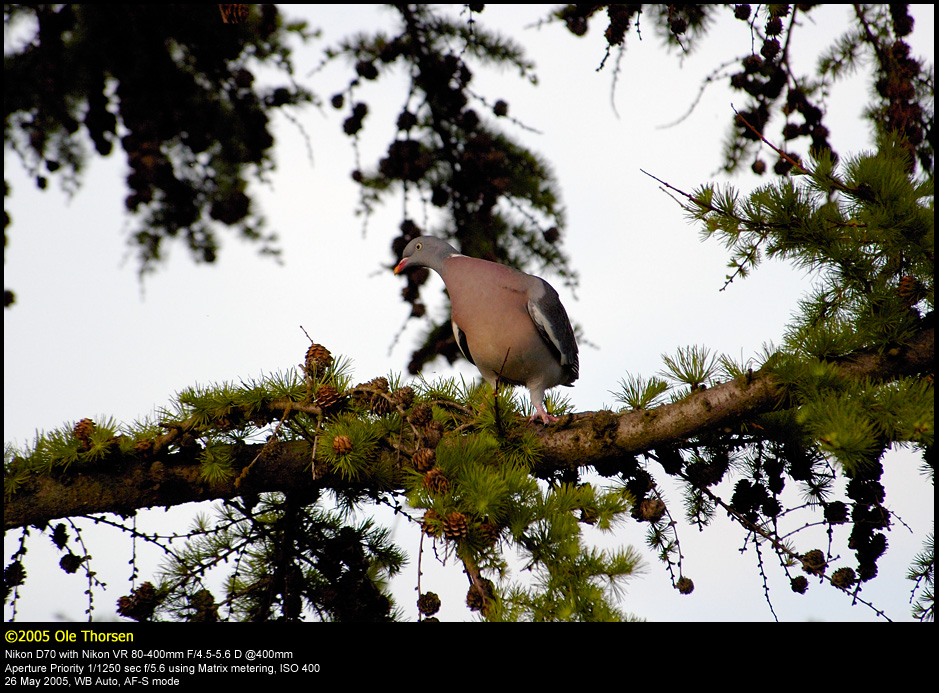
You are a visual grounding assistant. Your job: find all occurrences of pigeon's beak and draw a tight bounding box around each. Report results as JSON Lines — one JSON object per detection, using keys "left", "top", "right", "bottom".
{"left": 393, "top": 258, "right": 409, "bottom": 274}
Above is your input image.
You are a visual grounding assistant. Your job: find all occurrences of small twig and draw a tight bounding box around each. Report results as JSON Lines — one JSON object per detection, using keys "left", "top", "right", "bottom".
{"left": 732, "top": 107, "right": 806, "bottom": 173}
{"left": 753, "top": 539, "right": 779, "bottom": 622}
{"left": 639, "top": 168, "right": 716, "bottom": 211}
{"left": 494, "top": 348, "right": 512, "bottom": 433}
{"left": 650, "top": 487, "right": 686, "bottom": 589}
{"left": 639, "top": 164, "right": 765, "bottom": 291}
{"left": 236, "top": 402, "right": 292, "bottom": 489}
{"left": 417, "top": 530, "right": 425, "bottom": 622}
{"left": 659, "top": 56, "right": 741, "bottom": 129}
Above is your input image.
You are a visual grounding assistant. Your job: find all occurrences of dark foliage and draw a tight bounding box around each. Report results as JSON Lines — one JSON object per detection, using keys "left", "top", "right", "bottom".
{"left": 4, "top": 4, "right": 313, "bottom": 283}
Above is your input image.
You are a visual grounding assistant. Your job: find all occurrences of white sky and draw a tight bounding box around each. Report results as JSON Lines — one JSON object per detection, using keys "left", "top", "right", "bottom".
{"left": 4, "top": 4, "right": 934, "bottom": 622}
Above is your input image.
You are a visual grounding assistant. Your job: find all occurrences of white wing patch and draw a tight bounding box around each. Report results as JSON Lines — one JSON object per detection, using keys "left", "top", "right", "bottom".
{"left": 527, "top": 279, "right": 578, "bottom": 377}
{"left": 452, "top": 320, "right": 475, "bottom": 365}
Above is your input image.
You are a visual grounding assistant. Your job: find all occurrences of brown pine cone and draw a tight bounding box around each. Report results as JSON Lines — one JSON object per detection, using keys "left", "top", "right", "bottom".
{"left": 830, "top": 567, "right": 856, "bottom": 590}
{"left": 421, "top": 510, "right": 441, "bottom": 537}
{"left": 637, "top": 498, "right": 666, "bottom": 523}
{"left": 392, "top": 386, "right": 415, "bottom": 409}
{"left": 370, "top": 393, "right": 394, "bottom": 417}
{"left": 465, "top": 578, "right": 495, "bottom": 615}
{"left": 352, "top": 378, "right": 394, "bottom": 416}
{"left": 417, "top": 592, "right": 441, "bottom": 616}
{"left": 116, "top": 581, "right": 158, "bottom": 621}
{"left": 73, "top": 418, "right": 96, "bottom": 451}
{"left": 412, "top": 447, "right": 436, "bottom": 472}
{"left": 478, "top": 521, "right": 500, "bottom": 547}
{"left": 422, "top": 420, "right": 445, "bottom": 448}
{"left": 332, "top": 434, "right": 353, "bottom": 455}
{"left": 304, "top": 343, "right": 333, "bottom": 379}
{"left": 367, "top": 376, "right": 389, "bottom": 392}
{"left": 801, "top": 549, "right": 827, "bottom": 576}
{"left": 315, "top": 384, "right": 345, "bottom": 412}
{"left": 466, "top": 585, "right": 484, "bottom": 612}
{"left": 442, "top": 511, "right": 468, "bottom": 540}
{"left": 423, "top": 469, "right": 450, "bottom": 495}
{"left": 409, "top": 403, "right": 433, "bottom": 427}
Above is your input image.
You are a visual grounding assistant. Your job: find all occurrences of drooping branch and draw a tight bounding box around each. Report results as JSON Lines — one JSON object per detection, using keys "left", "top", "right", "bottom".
{"left": 4, "top": 324, "right": 932, "bottom": 531}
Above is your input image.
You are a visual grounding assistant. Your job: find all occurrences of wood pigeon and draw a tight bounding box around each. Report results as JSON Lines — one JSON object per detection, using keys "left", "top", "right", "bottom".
{"left": 394, "top": 236, "right": 579, "bottom": 424}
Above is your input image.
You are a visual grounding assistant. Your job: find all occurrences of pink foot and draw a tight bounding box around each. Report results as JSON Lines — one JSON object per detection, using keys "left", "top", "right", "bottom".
{"left": 529, "top": 408, "right": 559, "bottom": 425}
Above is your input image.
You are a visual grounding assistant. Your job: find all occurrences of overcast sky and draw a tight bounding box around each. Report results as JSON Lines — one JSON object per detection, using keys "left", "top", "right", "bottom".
{"left": 4, "top": 4, "right": 934, "bottom": 622}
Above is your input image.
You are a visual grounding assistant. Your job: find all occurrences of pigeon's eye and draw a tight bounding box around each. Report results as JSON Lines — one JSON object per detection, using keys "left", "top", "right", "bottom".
{"left": 415, "top": 242, "right": 423, "bottom": 251}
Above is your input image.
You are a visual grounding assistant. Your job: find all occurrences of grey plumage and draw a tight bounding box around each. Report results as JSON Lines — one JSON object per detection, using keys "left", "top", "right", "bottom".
{"left": 395, "top": 236, "right": 578, "bottom": 423}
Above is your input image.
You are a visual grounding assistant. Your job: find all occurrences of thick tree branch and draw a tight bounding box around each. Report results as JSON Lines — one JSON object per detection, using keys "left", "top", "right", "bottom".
{"left": 4, "top": 325, "right": 932, "bottom": 531}
{"left": 535, "top": 322, "right": 935, "bottom": 470}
